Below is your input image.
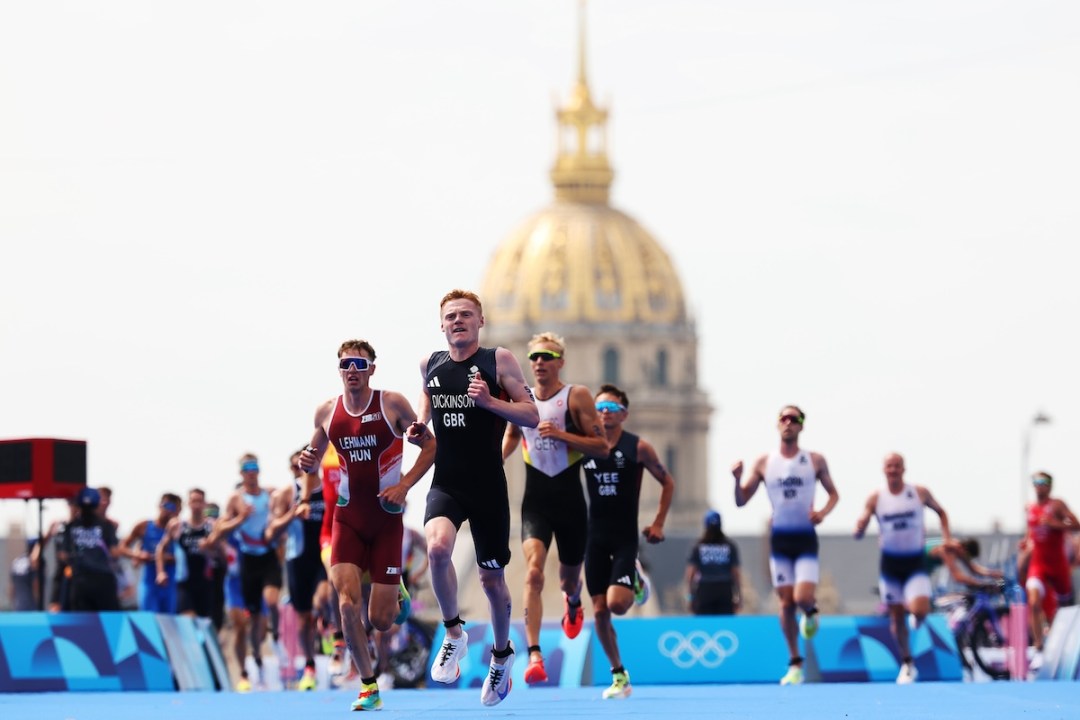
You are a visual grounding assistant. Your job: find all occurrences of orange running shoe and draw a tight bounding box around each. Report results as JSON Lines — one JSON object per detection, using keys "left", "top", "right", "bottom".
{"left": 524, "top": 655, "right": 548, "bottom": 685}
{"left": 562, "top": 593, "right": 584, "bottom": 639}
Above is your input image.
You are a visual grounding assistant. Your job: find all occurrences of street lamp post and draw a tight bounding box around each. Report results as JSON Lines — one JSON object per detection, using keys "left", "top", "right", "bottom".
{"left": 1021, "top": 411, "right": 1052, "bottom": 527}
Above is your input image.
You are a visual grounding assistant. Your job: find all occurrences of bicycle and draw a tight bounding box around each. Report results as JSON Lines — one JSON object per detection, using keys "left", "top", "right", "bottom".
{"left": 935, "top": 580, "right": 1015, "bottom": 680}
{"left": 381, "top": 616, "right": 435, "bottom": 688}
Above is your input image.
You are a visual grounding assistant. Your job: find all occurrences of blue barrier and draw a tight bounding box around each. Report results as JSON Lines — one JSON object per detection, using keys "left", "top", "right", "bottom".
{"left": 590, "top": 615, "right": 787, "bottom": 684}
{"left": 428, "top": 614, "right": 965, "bottom": 687}
{"left": 808, "top": 615, "right": 963, "bottom": 682}
{"left": 0, "top": 612, "right": 175, "bottom": 691}
{"left": 0, "top": 612, "right": 227, "bottom": 692}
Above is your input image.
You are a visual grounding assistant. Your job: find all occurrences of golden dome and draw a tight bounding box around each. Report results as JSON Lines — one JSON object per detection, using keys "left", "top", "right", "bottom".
{"left": 480, "top": 201, "right": 686, "bottom": 326}
{"left": 481, "top": 2, "right": 686, "bottom": 328}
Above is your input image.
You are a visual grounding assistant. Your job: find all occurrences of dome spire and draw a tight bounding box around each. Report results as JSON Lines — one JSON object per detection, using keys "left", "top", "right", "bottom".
{"left": 550, "top": 0, "right": 614, "bottom": 204}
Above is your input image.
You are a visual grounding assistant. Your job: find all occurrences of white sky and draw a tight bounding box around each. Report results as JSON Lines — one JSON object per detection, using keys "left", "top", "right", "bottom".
{"left": 2, "top": 1, "right": 1078, "bottom": 541}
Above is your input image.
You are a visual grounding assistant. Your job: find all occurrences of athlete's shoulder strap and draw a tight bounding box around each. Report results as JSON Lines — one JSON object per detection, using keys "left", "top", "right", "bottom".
{"left": 475, "top": 346, "right": 498, "bottom": 378}
{"left": 426, "top": 350, "right": 450, "bottom": 375}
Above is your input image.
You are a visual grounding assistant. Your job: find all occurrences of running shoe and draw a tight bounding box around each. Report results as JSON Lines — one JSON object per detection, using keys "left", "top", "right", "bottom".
{"left": 329, "top": 638, "right": 346, "bottom": 676}
{"left": 235, "top": 676, "right": 252, "bottom": 693}
{"left": 480, "top": 644, "right": 514, "bottom": 706}
{"left": 430, "top": 629, "right": 469, "bottom": 684}
{"left": 780, "top": 664, "right": 804, "bottom": 685}
{"left": 799, "top": 609, "right": 819, "bottom": 640}
{"left": 562, "top": 593, "right": 584, "bottom": 639}
{"left": 896, "top": 662, "right": 917, "bottom": 685}
{"left": 632, "top": 559, "right": 651, "bottom": 606}
{"left": 602, "top": 669, "right": 631, "bottom": 699}
{"left": 351, "top": 681, "right": 382, "bottom": 711}
{"left": 297, "top": 666, "right": 317, "bottom": 691}
{"left": 1028, "top": 649, "right": 1043, "bottom": 679}
{"left": 524, "top": 655, "right": 548, "bottom": 685}
{"left": 394, "top": 580, "right": 411, "bottom": 626}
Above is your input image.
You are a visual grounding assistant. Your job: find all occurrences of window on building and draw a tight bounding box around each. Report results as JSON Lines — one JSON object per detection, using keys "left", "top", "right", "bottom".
{"left": 656, "top": 348, "right": 668, "bottom": 387}
{"left": 603, "top": 346, "right": 619, "bottom": 384}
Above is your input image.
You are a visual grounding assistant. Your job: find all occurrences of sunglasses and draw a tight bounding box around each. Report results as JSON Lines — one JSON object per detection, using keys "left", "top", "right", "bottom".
{"left": 1032, "top": 478, "right": 1051, "bottom": 486}
{"left": 528, "top": 350, "right": 562, "bottom": 362}
{"left": 596, "top": 400, "right": 627, "bottom": 413}
{"left": 240, "top": 461, "right": 259, "bottom": 473}
{"left": 339, "top": 357, "right": 371, "bottom": 372}
{"left": 779, "top": 414, "right": 804, "bottom": 425}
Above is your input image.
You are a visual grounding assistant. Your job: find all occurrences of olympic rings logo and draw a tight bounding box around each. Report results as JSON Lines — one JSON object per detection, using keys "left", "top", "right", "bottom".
{"left": 658, "top": 629, "right": 739, "bottom": 669}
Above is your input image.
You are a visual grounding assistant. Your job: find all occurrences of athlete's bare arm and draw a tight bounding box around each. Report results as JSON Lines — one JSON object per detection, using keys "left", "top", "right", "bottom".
{"left": 732, "top": 456, "right": 766, "bottom": 507}
{"left": 638, "top": 437, "right": 674, "bottom": 544}
{"left": 380, "top": 390, "right": 436, "bottom": 508}
{"left": 941, "top": 546, "right": 997, "bottom": 588}
{"left": 297, "top": 400, "right": 335, "bottom": 474}
{"left": 1049, "top": 499, "right": 1080, "bottom": 531}
{"left": 208, "top": 492, "right": 248, "bottom": 544}
{"left": 414, "top": 356, "right": 434, "bottom": 428}
{"left": 562, "top": 385, "right": 610, "bottom": 458}
{"left": 155, "top": 516, "right": 181, "bottom": 583}
{"left": 853, "top": 491, "right": 879, "bottom": 539}
{"left": 264, "top": 485, "right": 297, "bottom": 543}
{"left": 918, "top": 485, "right": 952, "bottom": 544}
{"left": 501, "top": 423, "right": 522, "bottom": 460}
{"left": 474, "top": 346, "right": 538, "bottom": 428}
{"left": 120, "top": 520, "right": 150, "bottom": 564}
{"left": 810, "top": 452, "right": 839, "bottom": 525}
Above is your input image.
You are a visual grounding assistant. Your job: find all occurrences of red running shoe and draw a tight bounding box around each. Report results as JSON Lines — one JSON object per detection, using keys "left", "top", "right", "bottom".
{"left": 524, "top": 655, "right": 548, "bottom": 685}
{"left": 562, "top": 593, "right": 584, "bottom": 639}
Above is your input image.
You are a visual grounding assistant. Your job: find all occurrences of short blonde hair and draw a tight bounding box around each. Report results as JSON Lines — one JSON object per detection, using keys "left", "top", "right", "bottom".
{"left": 529, "top": 331, "right": 565, "bottom": 355}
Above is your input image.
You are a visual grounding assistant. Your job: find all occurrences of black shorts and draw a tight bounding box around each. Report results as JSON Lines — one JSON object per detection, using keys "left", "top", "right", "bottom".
{"left": 239, "top": 551, "right": 282, "bottom": 615}
{"left": 770, "top": 530, "right": 819, "bottom": 562}
{"left": 584, "top": 534, "right": 638, "bottom": 598}
{"left": 69, "top": 572, "right": 119, "bottom": 612}
{"left": 692, "top": 582, "right": 736, "bottom": 615}
{"left": 425, "top": 483, "right": 511, "bottom": 570}
{"left": 177, "top": 575, "right": 214, "bottom": 618}
{"left": 521, "top": 492, "right": 587, "bottom": 566}
{"left": 880, "top": 553, "right": 925, "bottom": 585}
{"left": 288, "top": 550, "right": 328, "bottom": 613}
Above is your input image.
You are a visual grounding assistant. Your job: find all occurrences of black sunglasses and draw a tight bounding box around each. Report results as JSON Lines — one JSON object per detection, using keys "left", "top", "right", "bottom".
{"left": 779, "top": 414, "right": 803, "bottom": 425}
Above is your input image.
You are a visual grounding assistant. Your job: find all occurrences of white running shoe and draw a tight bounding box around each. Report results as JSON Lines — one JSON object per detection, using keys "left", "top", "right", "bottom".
{"left": 430, "top": 629, "right": 469, "bottom": 684}
{"left": 896, "top": 661, "right": 918, "bottom": 685}
{"left": 480, "top": 644, "right": 514, "bottom": 706}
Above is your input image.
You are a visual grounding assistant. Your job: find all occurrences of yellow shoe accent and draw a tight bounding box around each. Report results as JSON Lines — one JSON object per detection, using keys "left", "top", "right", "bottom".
{"left": 235, "top": 677, "right": 252, "bottom": 693}
{"left": 351, "top": 682, "right": 382, "bottom": 711}
{"left": 780, "top": 664, "right": 804, "bottom": 685}
{"left": 602, "top": 670, "right": 631, "bottom": 699}
{"left": 298, "top": 667, "right": 317, "bottom": 691}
